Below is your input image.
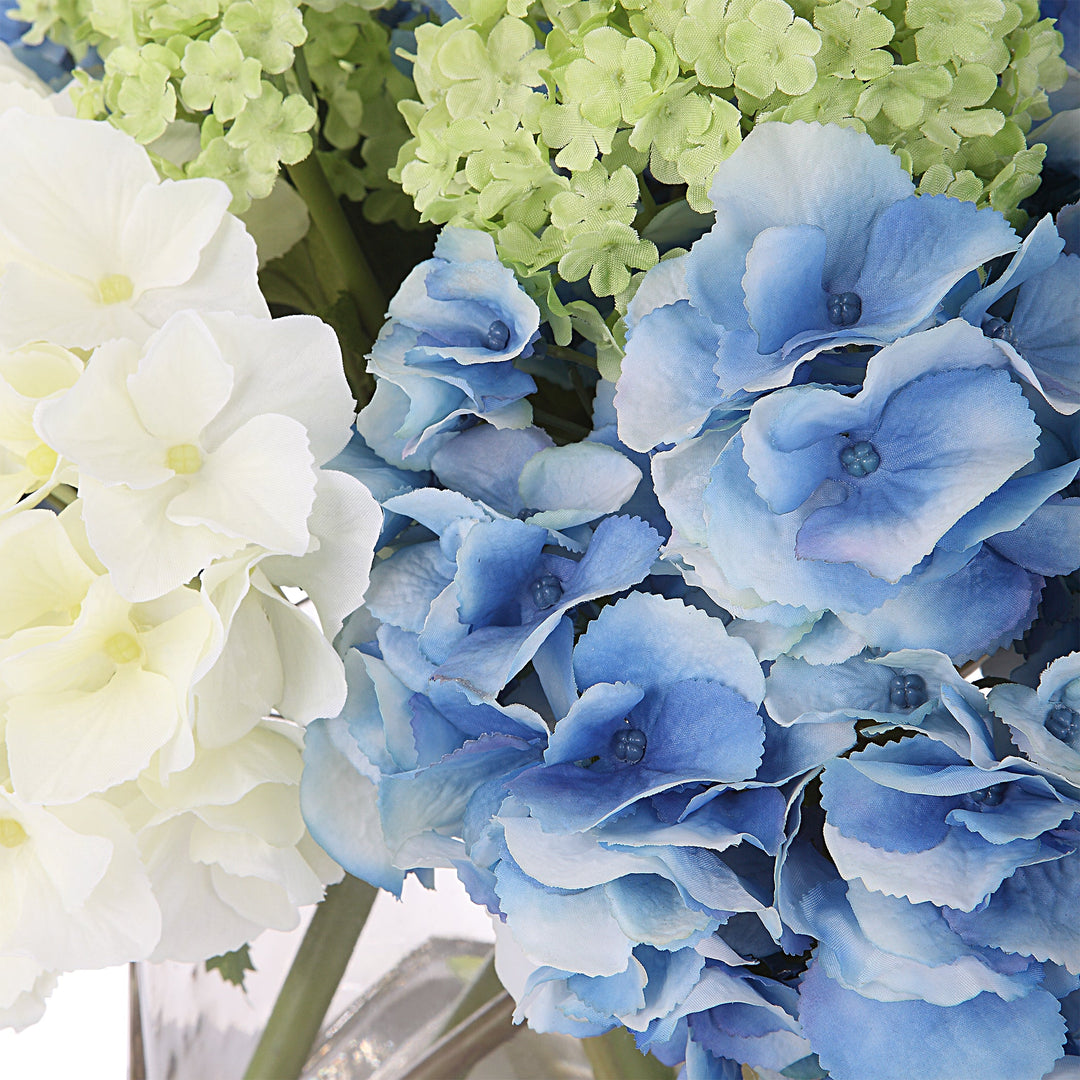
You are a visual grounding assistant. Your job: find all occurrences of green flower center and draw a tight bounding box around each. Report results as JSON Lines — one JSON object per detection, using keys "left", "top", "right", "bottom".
{"left": 97, "top": 274, "right": 135, "bottom": 305}
{"left": 104, "top": 631, "right": 141, "bottom": 665}
{"left": 25, "top": 444, "right": 58, "bottom": 477}
{"left": 166, "top": 443, "right": 203, "bottom": 474}
{"left": 0, "top": 818, "right": 28, "bottom": 848}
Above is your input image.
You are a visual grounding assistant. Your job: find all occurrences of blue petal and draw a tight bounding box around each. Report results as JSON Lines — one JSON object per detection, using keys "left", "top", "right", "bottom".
{"left": 854, "top": 194, "right": 1018, "bottom": 341}
{"left": 573, "top": 590, "right": 765, "bottom": 705}
{"left": 704, "top": 434, "right": 900, "bottom": 613}
{"left": 960, "top": 213, "right": 1065, "bottom": 326}
{"left": 944, "top": 850, "right": 1080, "bottom": 975}
{"left": 430, "top": 424, "right": 553, "bottom": 515}
{"left": 300, "top": 717, "right": 405, "bottom": 895}
{"left": 615, "top": 300, "right": 729, "bottom": 452}
{"left": 988, "top": 497, "right": 1080, "bottom": 575}
{"left": 792, "top": 367, "right": 1039, "bottom": 583}
{"left": 837, "top": 546, "right": 1042, "bottom": 661}
{"left": 938, "top": 459, "right": 1080, "bottom": 552}
{"left": 798, "top": 962, "right": 1067, "bottom": 1080}
{"left": 687, "top": 122, "right": 913, "bottom": 331}
{"left": 1008, "top": 253, "right": 1080, "bottom": 414}
{"left": 742, "top": 224, "right": 829, "bottom": 355}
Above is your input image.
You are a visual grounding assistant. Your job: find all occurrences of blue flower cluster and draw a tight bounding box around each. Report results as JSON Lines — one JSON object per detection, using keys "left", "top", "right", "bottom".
{"left": 303, "top": 121, "right": 1080, "bottom": 1080}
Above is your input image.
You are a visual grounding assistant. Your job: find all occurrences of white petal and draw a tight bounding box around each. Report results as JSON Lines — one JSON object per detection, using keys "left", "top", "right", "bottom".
{"left": 0, "top": 112, "right": 158, "bottom": 282}
{"left": 199, "top": 313, "right": 353, "bottom": 464}
{"left": 81, "top": 477, "right": 244, "bottom": 601}
{"left": 167, "top": 413, "right": 316, "bottom": 556}
{"left": 261, "top": 469, "right": 382, "bottom": 638}
{"left": 6, "top": 665, "right": 183, "bottom": 803}
{"left": 125, "top": 312, "right": 234, "bottom": 443}
{"left": 120, "top": 177, "right": 232, "bottom": 292}
{"left": 36, "top": 338, "right": 170, "bottom": 488}
{"left": 134, "top": 214, "right": 268, "bottom": 327}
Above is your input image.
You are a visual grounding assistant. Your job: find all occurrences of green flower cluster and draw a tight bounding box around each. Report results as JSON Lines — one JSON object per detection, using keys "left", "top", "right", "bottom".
{"left": 303, "top": 1, "right": 419, "bottom": 227}
{"left": 14, "top": 0, "right": 318, "bottom": 209}
{"left": 392, "top": 0, "right": 1066, "bottom": 341}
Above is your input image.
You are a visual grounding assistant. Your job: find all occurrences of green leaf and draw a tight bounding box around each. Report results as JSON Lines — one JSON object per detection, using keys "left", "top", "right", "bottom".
{"left": 206, "top": 944, "right": 256, "bottom": 990}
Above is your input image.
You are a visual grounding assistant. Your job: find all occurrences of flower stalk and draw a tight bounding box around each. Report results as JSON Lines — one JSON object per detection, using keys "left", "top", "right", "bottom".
{"left": 242, "top": 874, "right": 377, "bottom": 1080}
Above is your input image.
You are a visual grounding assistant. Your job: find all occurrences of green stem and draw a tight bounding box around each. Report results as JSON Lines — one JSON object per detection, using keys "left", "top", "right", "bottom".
{"left": 544, "top": 344, "right": 599, "bottom": 370}
{"left": 396, "top": 991, "right": 517, "bottom": 1080}
{"left": 242, "top": 875, "right": 378, "bottom": 1080}
{"left": 285, "top": 152, "right": 386, "bottom": 344}
{"left": 582, "top": 1026, "right": 677, "bottom": 1080}
{"left": 531, "top": 407, "right": 590, "bottom": 440}
{"left": 293, "top": 46, "right": 315, "bottom": 108}
{"left": 439, "top": 951, "right": 503, "bottom": 1036}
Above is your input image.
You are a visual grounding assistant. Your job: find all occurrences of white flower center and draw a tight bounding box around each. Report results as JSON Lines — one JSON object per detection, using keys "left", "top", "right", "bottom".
{"left": 104, "top": 631, "right": 141, "bottom": 665}
{"left": 96, "top": 274, "right": 135, "bottom": 305}
{"left": 166, "top": 443, "right": 203, "bottom": 474}
{"left": 0, "top": 818, "right": 28, "bottom": 848}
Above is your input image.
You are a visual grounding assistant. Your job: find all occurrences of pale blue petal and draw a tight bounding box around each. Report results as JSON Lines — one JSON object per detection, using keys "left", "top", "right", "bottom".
{"left": 855, "top": 195, "right": 1018, "bottom": 341}
{"left": 301, "top": 716, "right": 405, "bottom": 895}
{"left": 616, "top": 300, "right": 729, "bottom": 453}
{"left": 799, "top": 962, "right": 1067, "bottom": 1080}
{"left": 430, "top": 424, "right": 552, "bottom": 515}
{"left": 573, "top": 590, "right": 765, "bottom": 706}
{"left": 837, "top": 546, "right": 1042, "bottom": 661}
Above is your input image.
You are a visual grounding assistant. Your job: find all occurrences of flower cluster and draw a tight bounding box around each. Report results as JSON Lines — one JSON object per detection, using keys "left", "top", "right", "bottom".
{"left": 390, "top": 0, "right": 1068, "bottom": 346}
{"left": 0, "top": 84, "right": 382, "bottom": 1027}
{"left": 305, "top": 118, "right": 1080, "bottom": 1079}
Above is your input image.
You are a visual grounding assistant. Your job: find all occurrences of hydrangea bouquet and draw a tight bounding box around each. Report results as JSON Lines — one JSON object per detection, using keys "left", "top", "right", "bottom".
{"left": 0, "top": 0, "right": 1078, "bottom": 1077}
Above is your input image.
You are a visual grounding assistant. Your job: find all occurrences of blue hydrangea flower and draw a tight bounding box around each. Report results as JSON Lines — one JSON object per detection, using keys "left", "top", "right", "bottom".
{"left": 819, "top": 729, "right": 1080, "bottom": 912}
{"left": 356, "top": 228, "right": 541, "bottom": 469}
{"left": 654, "top": 320, "right": 1080, "bottom": 661}
{"left": 781, "top": 838, "right": 1072, "bottom": 1080}
{"left": 960, "top": 214, "right": 1080, "bottom": 415}
{"left": 989, "top": 651, "right": 1080, "bottom": 787}
{"left": 614, "top": 122, "right": 1019, "bottom": 452}
{"left": 508, "top": 592, "right": 766, "bottom": 833}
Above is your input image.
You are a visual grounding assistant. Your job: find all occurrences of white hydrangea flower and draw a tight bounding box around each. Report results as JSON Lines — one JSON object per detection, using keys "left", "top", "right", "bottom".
{"left": 0, "top": 109, "right": 267, "bottom": 350}
{"left": 0, "top": 341, "right": 82, "bottom": 514}
{"left": 129, "top": 720, "right": 341, "bottom": 962}
{"left": 36, "top": 309, "right": 359, "bottom": 601}
{"left": 193, "top": 551, "right": 350, "bottom": 747}
{"left": 0, "top": 785, "right": 161, "bottom": 972}
{"left": 0, "top": 956, "right": 56, "bottom": 1032}
{"left": 0, "top": 505, "right": 219, "bottom": 803}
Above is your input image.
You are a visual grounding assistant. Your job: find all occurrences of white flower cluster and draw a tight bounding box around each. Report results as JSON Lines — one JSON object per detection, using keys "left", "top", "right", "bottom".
{"left": 0, "top": 53, "right": 382, "bottom": 1029}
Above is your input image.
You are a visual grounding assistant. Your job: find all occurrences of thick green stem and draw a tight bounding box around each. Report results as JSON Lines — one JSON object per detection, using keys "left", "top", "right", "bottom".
{"left": 396, "top": 991, "right": 517, "bottom": 1080}
{"left": 582, "top": 1026, "right": 677, "bottom": 1080}
{"left": 544, "top": 344, "right": 599, "bottom": 370}
{"left": 285, "top": 152, "right": 386, "bottom": 344}
{"left": 242, "top": 875, "right": 378, "bottom": 1080}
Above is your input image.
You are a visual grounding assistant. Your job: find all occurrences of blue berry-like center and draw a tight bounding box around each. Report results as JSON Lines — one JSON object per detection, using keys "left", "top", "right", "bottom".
{"left": 889, "top": 673, "right": 928, "bottom": 709}
{"left": 963, "top": 783, "right": 1007, "bottom": 809}
{"left": 612, "top": 726, "right": 647, "bottom": 764}
{"left": 827, "top": 291, "right": 862, "bottom": 327}
{"left": 840, "top": 441, "right": 880, "bottom": 477}
{"left": 483, "top": 319, "right": 511, "bottom": 351}
{"left": 982, "top": 316, "right": 1017, "bottom": 346}
{"left": 530, "top": 573, "right": 563, "bottom": 610}
{"left": 1045, "top": 702, "right": 1080, "bottom": 744}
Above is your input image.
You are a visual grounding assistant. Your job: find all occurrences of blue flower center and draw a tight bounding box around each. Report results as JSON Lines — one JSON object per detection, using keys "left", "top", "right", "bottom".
{"left": 483, "top": 319, "right": 511, "bottom": 351}
{"left": 840, "top": 441, "right": 880, "bottom": 477}
{"left": 827, "top": 291, "right": 862, "bottom": 327}
{"left": 1045, "top": 702, "right": 1080, "bottom": 744}
{"left": 963, "top": 783, "right": 1007, "bottom": 808}
{"left": 982, "top": 316, "right": 1017, "bottom": 346}
{"left": 530, "top": 573, "right": 563, "bottom": 610}
{"left": 889, "top": 673, "right": 928, "bottom": 709}
{"left": 612, "top": 725, "right": 647, "bottom": 764}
